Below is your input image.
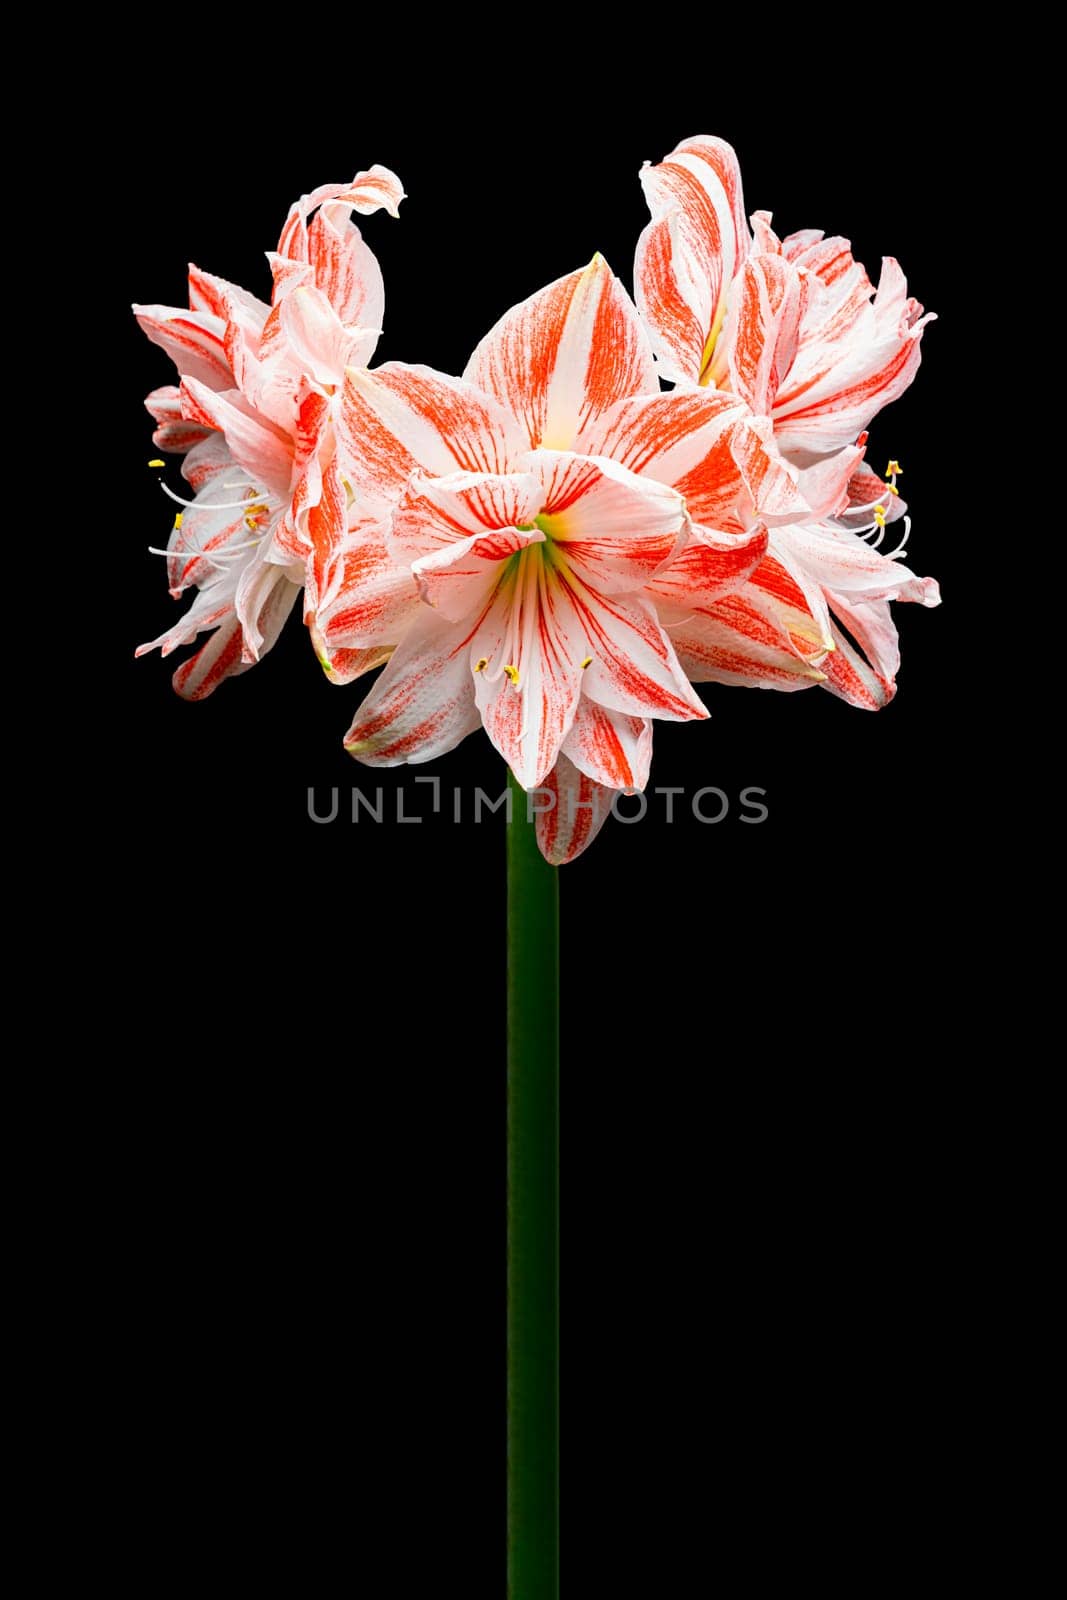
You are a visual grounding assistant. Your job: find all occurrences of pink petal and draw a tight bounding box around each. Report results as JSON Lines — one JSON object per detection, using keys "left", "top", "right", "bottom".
{"left": 649, "top": 523, "right": 769, "bottom": 609}
{"left": 315, "top": 520, "right": 420, "bottom": 651}
{"left": 180, "top": 377, "right": 294, "bottom": 498}
{"left": 775, "top": 522, "right": 940, "bottom": 607}
{"left": 668, "top": 586, "right": 828, "bottom": 691}
{"left": 471, "top": 579, "right": 586, "bottom": 789}
{"left": 344, "top": 613, "right": 481, "bottom": 765}
{"left": 561, "top": 700, "right": 652, "bottom": 791}
{"left": 134, "top": 303, "right": 232, "bottom": 389}
{"left": 339, "top": 363, "right": 527, "bottom": 510}
{"left": 722, "top": 252, "right": 804, "bottom": 415}
{"left": 278, "top": 287, "right": 379, "bottom": 386}
{"left": 525, "top": 450, "right": 689, "bottom": 593}
{"left": 568, "top": 589, "right": 708, "bottom": 722}
{"left": 172, "top": 616, "right": 251, "bottom": 701}
{"left": 634, "top": 135, "right": 750, "bottom": 385}
{"left": 535, "top": 754, "right": 615, "bottom": 865}
{"left": 464, "top": 255, "right": 657, "bottom": 452}
{"left": 413, "top": 524, "right": 545, "bottom": 624}
{"left": 389, "top": 470, "right": 544, "bottom": 565}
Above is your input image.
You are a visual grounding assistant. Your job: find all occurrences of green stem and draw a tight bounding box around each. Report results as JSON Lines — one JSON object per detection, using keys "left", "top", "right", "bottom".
{"left": 507, "top": 770, "right": 559, "bottom": 1600}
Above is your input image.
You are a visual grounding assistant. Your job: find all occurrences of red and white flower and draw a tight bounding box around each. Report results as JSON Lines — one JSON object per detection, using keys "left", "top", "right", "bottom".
{"left": 134, "top": 165, "right": 404, "bottom": 697}
{"left": 325, "top": 255, "right": 805, "bottom": 858}
{"left": 634, "top": 136, "right": 939, "bottom": 707}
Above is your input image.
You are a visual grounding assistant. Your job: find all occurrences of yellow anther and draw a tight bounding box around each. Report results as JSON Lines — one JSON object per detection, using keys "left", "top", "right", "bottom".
{"left": 886, "top": 459, "right": 902, "bottom": 478}
{"left": 173, "top": 512, "right": 184, "bottom": 529}
{"left": 474, "top": 657, "right": 489, "bottom": 673}
{"left": 581, "top": 656, "right": 593, "bottom": 669}
{"left": 887, "top": 483, "right": 899, "bottom": 496}
{"left": 147, "top": 458, "right": 165, "bottom": 468}
{"left": 873, "top": 505, "right": 887, "bottom": 526}
{"left": 503, "top": 664, "right": 520, "bottom": 686}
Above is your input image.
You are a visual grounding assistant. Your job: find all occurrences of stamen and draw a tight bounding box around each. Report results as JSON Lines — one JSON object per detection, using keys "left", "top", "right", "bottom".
{"left": 147, "top": 534, "right": 265, "bottom": 564}
{"left": 581, "top": 656, "right": 592, "bottom": 669}
{"left": 881, "top": 516, "right": 912, "bottom": 561}
{"left": 503, "top": 664, "right": 520, "bottom": 686}
{"left": 147, "top": 459, "right": 165, "bottom": 468}
{"left": 159, "top": 481, "right": 272, "bottom": 512}
{"left": 886, "top": 460, "right": 902, "bottom": 478}
{"left": 474, "top": 657, "right": 489, "bottom": 673}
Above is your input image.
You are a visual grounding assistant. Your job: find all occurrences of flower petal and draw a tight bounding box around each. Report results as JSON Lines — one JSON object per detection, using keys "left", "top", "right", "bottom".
{"left": 524, "top": 450, "right": 689, "bottom": 594}
{"left": 535, "top": 754, "right": 614, "bottom": 865}
{"left": 464, "top": 255, "right": 657, "bottom": 452}
{"left": 172, "top": 616, "right": 250, "bottom": 701}
{"left": 775, "top": 522, "right": 941, "bottom": 607}
{"left": 567, "top": 588, "right": 708, "bottom": 722}
{"left": 389, "top": 470, "right": 544, "bottom": 564}
{"left": 749, "top": 543, "right": 834, "bottom": 660}
{"left": 471, "top": 571, "right": 586, "bottom": 789}
{"left": 279, "top": 286, "right": 379, "bottom": 386}
{"left": 234, "top": 558, "right": 301, "bottom": 663}
{"left": 180, "top": 377, "right": 294, "bottom": 498}
{"left": 561, "top": 700, "right": 652, "bottom": 791}
{"left": 134, "top": 303, "right": 233, "bottom": 389}
{"left": 722, "top": 252, "right": 804, "bottom": 415}
{"left": 635, "top": 135, "right": 750, "bottom": 385}
{"left": 667, "top": 586, "right": 827, "bottom": 691}
{"left": 144, "top": 385, "right": 213, "bottom": 454}
{"left": 649, "top": 523, "right": 769, "bottom": 610}
{"left": 317, "top": 523, "right": 422, "bottom": 650}
{"left": 413, "top": 523, "right": 545, "bottom": 623}
{"left": 819, "top": 599, "right": 899, "bottom": 710}
{"left": 343, "top": 613, "right": 480, "bottom": 765}
{"left": 772, "top": 257, "right": 934, "bottom": 455}
{"left": 577, "top": 390, "right": 807, "bottom": 531}
{"left": 339, "top": 363, "right": 527, "bottom": 510}
{"left": 306, "top": 206, "right": 385, "bottom": 332}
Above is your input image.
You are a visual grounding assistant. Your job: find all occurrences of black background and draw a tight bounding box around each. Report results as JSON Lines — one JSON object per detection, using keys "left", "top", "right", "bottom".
{"left": 52, "top": 36, "right": 994, "bottom": 1589}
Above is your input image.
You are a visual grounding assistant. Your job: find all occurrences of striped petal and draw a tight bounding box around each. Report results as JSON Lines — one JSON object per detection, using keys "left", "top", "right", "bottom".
{"left": 276, "top": 167, "right": 406, "bottom": 268}
{"left": 278, "top": 286, "right": 380, "bottom": 386}
{"left": 172, "top": 616, "right": 251, "bottom": 701}
{"left": 414, "top": 524, "right": 545, "bottom": 623}
{"left": 567, "top": 589, "right": 708, "bottom": 723}
{"left": 577, "top": 391, "right": 808, "bottom": 532}
{"left": 180, "top": 377, "right": 294, "bottom": 498}
{"left": 464, "top": 255, "right": 657, "bottom": 451}
{"left": 144, "top": 386, "right": 213, "bottom": 454}
{"left": 134, "top": 304, "right": 232, "bottom": 389}
{"left": 819, "top": 598, "right": 899, "bottom": 710}
{"left": 536, "top": 754, "right": 615, "bottom": 865}
{"left": 635, "top": 136, "right": 750, "bottom": 386}
{"left": 776, "top": 523, "right": 941, "bottom": 607}
{"left": 561, "top": 700, "right": 652, "bottom": 791}
{"left": 668, "top": 587, "right": 827, "bottom": 692}
{"left": 339, "top": 364, "right": 527, "bottom": 510}
{"left": 749, "top": 544, "right": 835, "bottom": 662}
{"left": 343, "top": 612, "right": 481, "bottom": 765}
{"left": 772, "top": 257, "right": 934, "bottom": 455}
{"left": 649, "top": 523, "right": 768, "bottom": 609}
{"left": 316, "top": 525, "right": 422, "bottom": 651}
{"left": 470, "top": 570, "right": 587, "bottom": 789}
{"left": 722, "top": 252, "right": 804, "bottom": 415}
{"left": 527, "top": 450, "right": 689, "bottom": 593}
{"left": 389, "top": 470, "right": 544, "bottom": 565}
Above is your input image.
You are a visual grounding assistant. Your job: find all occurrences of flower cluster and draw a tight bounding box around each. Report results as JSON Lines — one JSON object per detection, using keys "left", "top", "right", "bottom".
{"left": 136, "top": 139, "right": 938, "bottom": 862}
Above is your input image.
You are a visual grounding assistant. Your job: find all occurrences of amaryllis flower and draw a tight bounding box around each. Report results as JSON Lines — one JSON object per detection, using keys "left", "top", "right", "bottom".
{"left": 634, "top": 136, "right": 939, "bottom": 707}
{"left": 321, "top": 256, "right": 806, "bottom": 858}
{"left": 134, "top": 165, "right": 403, "bottom": 697}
